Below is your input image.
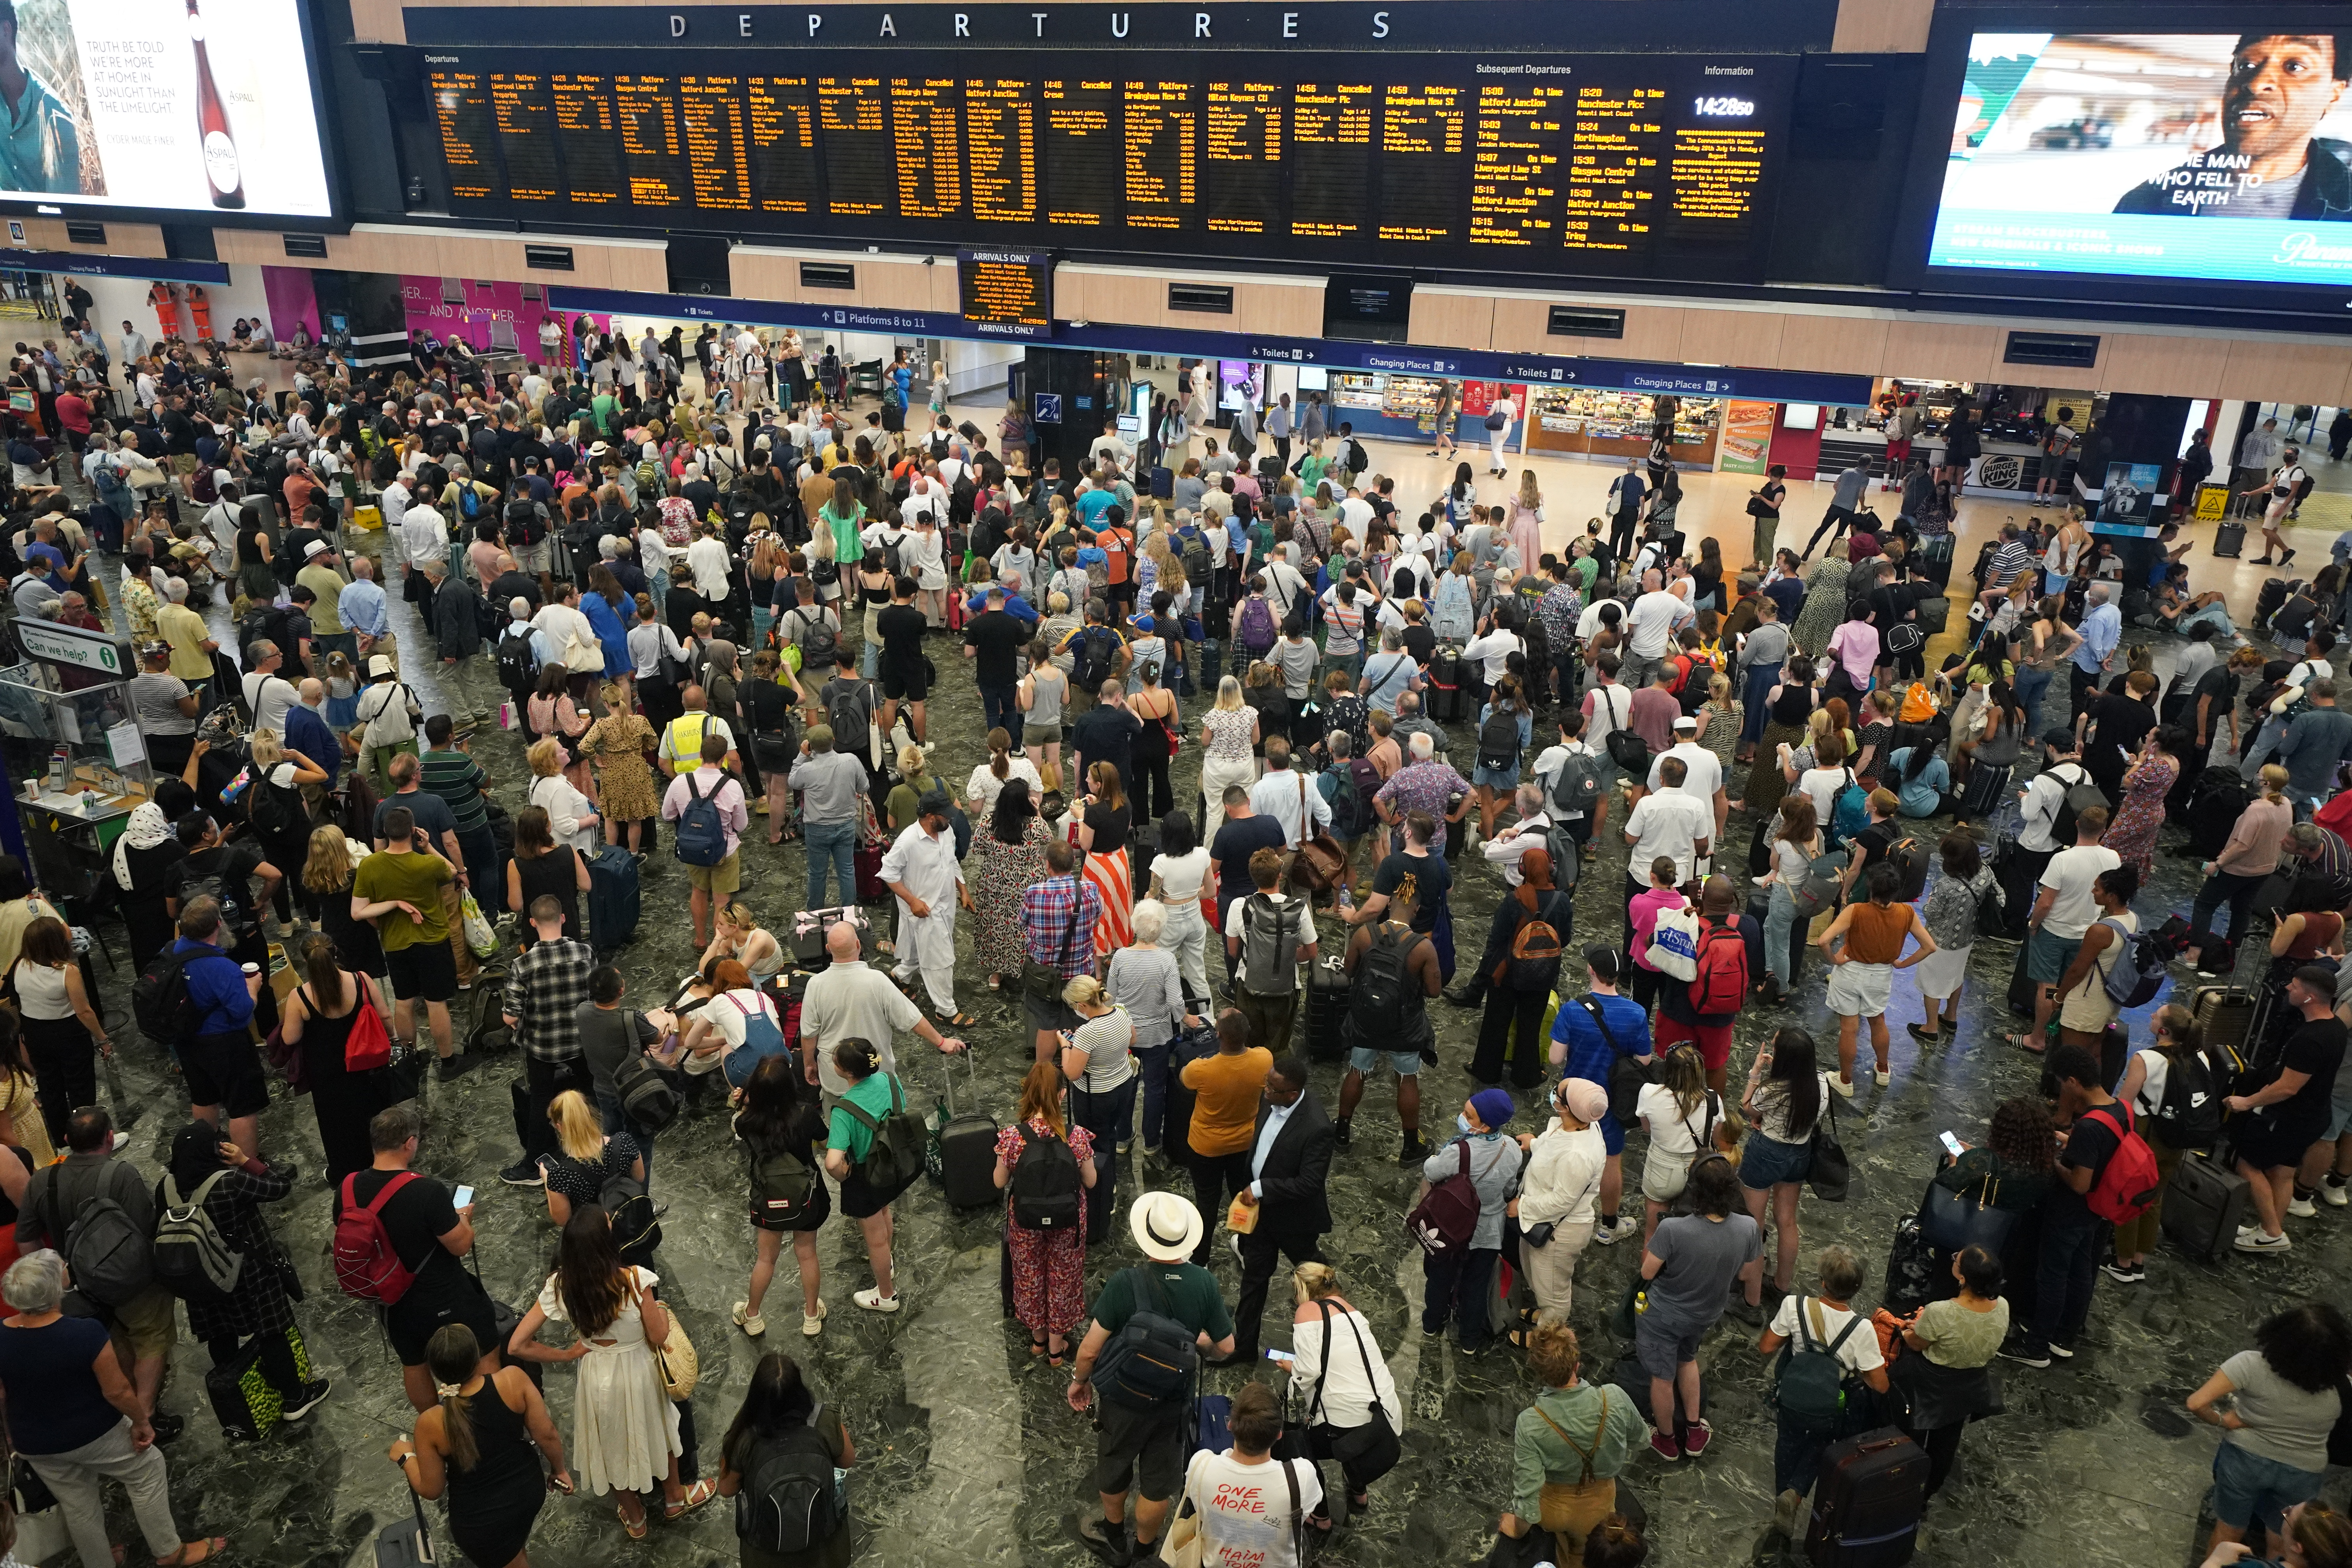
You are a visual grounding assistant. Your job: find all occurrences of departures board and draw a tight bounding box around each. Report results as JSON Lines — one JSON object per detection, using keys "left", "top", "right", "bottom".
{"left": 421, "top": 50, "right": 1794, "bottom": 280}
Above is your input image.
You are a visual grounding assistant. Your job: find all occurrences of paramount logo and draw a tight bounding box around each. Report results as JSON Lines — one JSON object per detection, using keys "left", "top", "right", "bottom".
{"left": 2275, "top": 232, "right": 2352, "bottom": 267}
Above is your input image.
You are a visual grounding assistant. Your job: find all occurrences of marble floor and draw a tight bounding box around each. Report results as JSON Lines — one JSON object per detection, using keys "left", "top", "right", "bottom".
{"left": 34, "top": 409, "right": 2352, "bottom": 1568}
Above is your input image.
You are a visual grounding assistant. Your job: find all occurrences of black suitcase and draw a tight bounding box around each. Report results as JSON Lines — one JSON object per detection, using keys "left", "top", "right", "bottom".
{"left": 2213, "top": 520, "right": 2247, "bottom": 559}
{"left": 1956, "top": 761, "right": 2010, "bottom": 821}
{"left": 1427, "top": 648, "right": 1465, "bottom": 722}
{"left": 1303, "top": 952, "right": 1351, "bottom": 1062}
{"left": 491, "top": 1296, "right": 542, "bottom": 1390}
{"left": 932, "top": 1048, "right": 999, "bottom": 1208}
{"left": 2161, "top": 1149, "right": 2250, "bottom": 1261}
{"left": 2005, "top": 935, "right": 2038, "bottom": 1020}
{"left": 1805, "top": 1427, "right": 1927, "bottom": 1568}
{"left": 787, "top": 906, "right": 873, "bottom": 971}
{"left": 374, "top": 1490, "right": 435, "bottom": 1568}
{"left": 2256, "top": 577, "right": 2290, "bottom": 630}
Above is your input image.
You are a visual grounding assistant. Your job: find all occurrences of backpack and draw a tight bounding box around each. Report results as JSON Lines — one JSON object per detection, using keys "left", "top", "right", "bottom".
{"left": 504, "top": 498, "right": 545, "bottom": 546}
{"left": 1770, "top": 1298, "right": 1865, "bottom": 1434}
{"left": 1644, "top": 902, "right": 1700, "bottom": 980}
{"left": 1971, "top": 870, "right": 2007, "bottom": 940}
{"left": 1008, "top": 1124, "right": 1083, "bottom": 1231}
{"left": 823, "top": 681, "right": 871, "bottom": 752}
{"left": 457, "top": 484, "right": 482, "bottom": 520}
{"left": 333, "top": 1170, "right": 422, "bottom": 1304}
{"left": 599, "top": 1167, "right": 662, "bottom": 1266}
{"left": 2044, "top": 762, "right": 2104, "bottom": 846}
{"left": 1346, "top": 438, "right": 1368, "bottom": 474}
{"left": 1240, "top": 893, "right": 1303, "bottom": 996}
{"left": 1825, "top": 771, "right": 1869, "bottom": 850}
{"left": 497, "top": 625, "right": 538, "bottom": 693}
{"left": 1889, "top": 836, "right": 1930, "bottom": 902}
{"left": 613, "top": 1048, "right": 681, "bottom": 1133}
{"left": 1180, "top": 530, "right": 1212, "bottom": 590}
{"left": 836, "top": 1075, "right": 926, "bottom": 1197}
{"left": 1688, "top": 918, "right": 1749, "bottom": 1015}
{"left": 1072, "top": 625, "right": 1117, "bottom": 690}
{"left": 132, "top": 944, "right": 200, "bottom": 1046}
{"left": 1503, "top": 893, "right": 1570, "bottom": 993}
{"left": 1405, "top": 1140, "right": 1485, "bottom": 1258}
{"left": 1550, "top": 746, "right": 1604, "bottom": 818}
{"left": 1236, "top": 593, "right": 1278, "bottom": 656}
{"left": 674, "top": 772, "right": 730, "bottom": 867}
{"left": 150, "top": 1171, "right": 243, "bottom": 1303}
{"left": 636, "top": 456, "right": 659, "bottom": 491}
{"left": 2096, "top": 917, "right": 2169, "bottom": 1009}
{"left": 736, "top": 1414, "right": 846, "bottom": 1554}
{"left": 792, "top": 608, "right": 839, "bottom": 670}
{"left": 2080, "top": 1102, "right": 2162, "bottom": 1225}
{"left": 249, "top": 770, "right": 303, "bottom": 840}
{"left": 1091, "top": 1267, "right": 1200, "bottom": 1410}
{"left": 42, "top": 1165, "right": 154, "bottom": 1309}
{"left": 751, "top": 1144, "right": 820, "bottom": 1227}
{"left": 1351, "top": 925, "right": 1421, "bottom": 1031}
{"left": 879, "top": 529, "right": 905, "bottom": 576}
{"left": 2149, "top": 1046, "right": 2224, "bottom": 1151}
{"left": 1477, "top": 709, "right": 1523, "bottom": 775}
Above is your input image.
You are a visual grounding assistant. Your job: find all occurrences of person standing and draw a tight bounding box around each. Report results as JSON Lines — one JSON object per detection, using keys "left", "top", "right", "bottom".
{"left": 2011, "top": 805, "right": 2118, "bottom": 1054}
{"left": 496, "top": 897, "right": 594, "bottom": 1188}
{"left": 995, "top": 1060, "right": 1099, "bottom": 1365}
{"left": 2227, "top": 964, "right": 2348, "bottom": 1255}
{"left": 2185, "top": 1303, "right": 2352, "bottom": 1561}
{"left": 1416, "top": 1087, "right": 1521, "bottom": 1356}
{"left": 1223, "top": 1056, "right": 1333, "bottom": 1364}
{"left": 880, "top": 789, "right": 974, "bottom": 1028}
{"left": 1057, "top": 975, "right": 1138, "bottom": 1244}
{"left": 353, "top": 805, "right": 473, "bottom": 1080}
{"left": 350, "top": 1104, "right": 503, "bottom": 1414}
{"left": 797, "top": 921, "right": 966, "bottom": 1108}
{"left": 1510, "top": 1078, "right": 1610, "bottom": 1334}
{"left": 2000, "top": 1043, "right": 2127, "bottom": 1367}
{"left": 1225, "top": 848, "right": 1317, "bottom": 1051}
{"left": 714, "top": 1352, "right": 858, "bottom": 1568}
{"left": 1636, "top": 1158, "right": 1762, "bottom": 1460}
{"left": 1337, "top": 874, "right": 1441, "bottom": 1160}
{"left": 1020, "top": 840, "right": 1106, "bottom": 1061}
{"left": 1174, "top": 1383, "right": 1322, "bottom": 1568}
{"left": 790, "top": 726, "right": 871, "bottom": 911}
{"left": 278, "top": 930, "right": 394, "bottom": 1189}
{"left": 1494, "top": 1323, "right": 1648, "bottom": 1564}
{"left": 1066, "top": 1192, "right": 1238, "bottom": 1566}
{"left": 390, "top": 1323, "right": 572, "bottom": 1568}
{"left": 1887, "top": 1244, "right": 2009, "bottom": 1503}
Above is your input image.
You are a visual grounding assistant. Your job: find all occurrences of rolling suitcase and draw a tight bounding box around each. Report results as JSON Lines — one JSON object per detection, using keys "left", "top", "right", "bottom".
{"left": 1303, "top": 951, "right": 1351, "bottom": 1062}
{"left": 2005, "top": 934, "right": 2038, "bottom": 1020}
{"left": 1805, "top": 1428, "right": 1927, "bottom": 1568}
{"left": 1427, "top": 647, "right": 1465, "bottom": 721}
{"left": 1956, "top": 761, "right": 2010, "bottom": 821}
{"left": 855, "top": 841, "right": 886, "bottom": 903}
{"left": 929, "top": 1049, "right": 999, "bottom": 1207}
{"left": 2194, "top": 987, "right": 2258, "bottom": 1062}
{"left": 2160, "top": 1149, "right": 2250, "bottom": 1261}
{"left": 1164, "top": 1021, "right": 1221, "bottom": 1161}
{"left": 2255, "top": 577, "right": 2290, "bottom": 630}
{"left": 374, "top": 1488, "right": 435, "bottom": 1568}
{"left": 2212, "top": 520, "right": 2247, "bottom": 559}
{"left": 587, "top": 844, "right": 641, "bottom": 959}
{"left": 788, "top": 905, "right": 872, "bottom": 971}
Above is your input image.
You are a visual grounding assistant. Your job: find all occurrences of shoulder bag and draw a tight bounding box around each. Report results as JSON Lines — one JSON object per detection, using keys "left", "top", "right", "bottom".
{"left": 1020, "top": 884, "right": 1081, "bottom": 1005}
{"left": 1291, "top": 773, "right": 1348, "bottom": 894}
{"left": 1588, "top": 998, "right": 1655, "bottom": 1123}
{"left": 632, "top": 1275, "right": 699, "bottom": 1399}
{"left": 1808, "top": 1089, "right": 1851, "bottom": 1202}
{"left": 1304, "top": 1300, "right": 1403, "bottom": 1487}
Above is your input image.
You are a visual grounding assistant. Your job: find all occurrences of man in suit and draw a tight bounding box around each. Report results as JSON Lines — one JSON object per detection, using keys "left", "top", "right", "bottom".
{"left": 1219, "top": 1054, "right": 1336, "bottom": 1363}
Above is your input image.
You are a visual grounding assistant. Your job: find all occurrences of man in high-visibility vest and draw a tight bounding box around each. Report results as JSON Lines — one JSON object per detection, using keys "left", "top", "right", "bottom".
{"left": 657, "top": 684, "right": 739, "bottom": 777}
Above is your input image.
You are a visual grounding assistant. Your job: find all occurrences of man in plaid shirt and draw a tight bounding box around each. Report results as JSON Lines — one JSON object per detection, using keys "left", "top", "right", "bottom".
{"left": 1536, "top": 559, "right": 1584, "bottom": 709}
{"left": 1021, "top": 839, "right": 1103, "bottom": 1060}
{"left": 497, "top": 894, "right": 593, "bottom": 1186}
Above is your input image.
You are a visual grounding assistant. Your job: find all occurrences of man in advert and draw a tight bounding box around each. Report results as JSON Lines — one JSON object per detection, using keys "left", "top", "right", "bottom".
{"left": 0, "top": 0, "right": 78, "bottom": 195}
{"left": 2114, "top": 33, "right": 2352, "bottom": 220}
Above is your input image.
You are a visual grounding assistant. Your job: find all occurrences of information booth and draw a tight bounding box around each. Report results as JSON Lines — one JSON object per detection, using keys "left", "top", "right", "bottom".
{"left": 0, "top": 619, "right": 157, "bottom": 908}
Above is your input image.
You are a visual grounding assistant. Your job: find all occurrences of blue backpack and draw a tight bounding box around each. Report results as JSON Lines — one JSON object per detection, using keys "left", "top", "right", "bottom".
{"left": 720, "top": 992, "right": 790, "bottom": 1086}
{"left": 1825, "top": 769, "right": 1870, "bottom": 851}
{"left": 674, "top": 773, "right": 729, "bottom": 867}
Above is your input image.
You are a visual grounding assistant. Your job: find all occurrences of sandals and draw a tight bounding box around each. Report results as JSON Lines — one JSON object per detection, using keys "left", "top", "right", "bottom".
{"left": 1029, "top": 1335, "right": 1048, "bottom": 1358}
{"left": 619, "top": 1507, "right": 648, "bottom": 1541}
{"left": 935, "top": 1009, "right": 979, "bottom": 1027}
{"left": 1504, "top": 1327, "right": 1537, "bottom": 1350}
{"left": 663, "top": 1479, "right": 717, "bottom": 1520}
{"left": 2003, "top": 1031, "right": 2047, "bottom": 1055}
{"left": 161, "top": 1543, "right": 228, "bottom": 1568}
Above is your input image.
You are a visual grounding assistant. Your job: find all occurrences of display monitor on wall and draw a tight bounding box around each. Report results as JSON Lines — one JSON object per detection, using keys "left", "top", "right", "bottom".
{"left": 0, "top": 0, "right": 332, "bottom": 218}
{"left": 1781, "top": 403, "right": 1821, "bottom": 429}
{"left": 1925, "top": 29, "right": 2352, "bottom": 292}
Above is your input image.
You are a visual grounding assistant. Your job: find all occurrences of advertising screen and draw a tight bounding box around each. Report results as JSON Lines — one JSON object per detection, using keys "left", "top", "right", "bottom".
{"left": 0, "top": 0, "right": 332, "bottom": 218}
{"left": 417, "top": 47, "right": 1794, "bottom": 281}
{"left": 1927, "top": 30, "right": 2352, "bottom": 290}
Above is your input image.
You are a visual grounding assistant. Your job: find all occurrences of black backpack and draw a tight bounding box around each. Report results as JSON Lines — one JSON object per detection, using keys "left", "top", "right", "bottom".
{"left": 599, "top": 1166, "right": 662, "bottom": 1267}
{"left": 791, "top": 607, "right": 839, "bottom": 670}
{"left": 497, "top": 625, "right": 538, "bottom": 695}
{"left": 823, "top": 680, "right": 871, "bottom": 751}
{"left": 1350, "top": 925, "right": 1421, "bottom": 1032}
{"left": 1072, "top": 626, "right": 1116, "bottom": 690}
{"left": 2044, "top": 762, "right": 2105, "bottom": 846}
{"left": 2150, "top": 1046, "right": 2224, "bottom": 1150}
{"left": 132, "top": 944, "right": 199, "bottom": 1046}
{"left": 1008, "top": 1124, "right": 1083, "bottom": 1231}
{"left": 736, "top": 1413, "right": 845, "bottom": 1554}
{"left": 1476, "top": 708, "right": 1522, "bottom": 774}
{"left": 1089, "top": 1267, "right": 1199, "bottom": 1410}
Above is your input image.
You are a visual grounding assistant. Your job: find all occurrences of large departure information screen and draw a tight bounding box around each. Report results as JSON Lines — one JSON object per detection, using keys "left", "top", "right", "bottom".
{"left": 423, "top": 50, "right": 1793, "bottom": 279}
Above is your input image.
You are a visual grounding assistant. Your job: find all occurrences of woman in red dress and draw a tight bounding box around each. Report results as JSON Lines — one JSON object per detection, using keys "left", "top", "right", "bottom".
{"left": 993, "top": 1060, "right": 1099, "bottom": 1365}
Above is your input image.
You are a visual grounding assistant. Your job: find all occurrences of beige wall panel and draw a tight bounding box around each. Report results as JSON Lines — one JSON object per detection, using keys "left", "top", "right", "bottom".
{"left": 13, "top": 219, "right": 166, "bottom": 257}
{"left": 1880, "top": 319, "right": 1998, "bottom": 383}
{"left": 1487, "top": 296, "right": 1556, "bottom": 354}
{"left": 857, "top": 258, "right": 929, "bottom": 310}
{"left": 2217, "top": 340, "right": 2351, "bottom": 406}
{"left": 349, "top": 0, "right": 405, "bottom": 43}
{"left": 1615, "top": 307, "right": 1687, "bottom": 362}
{"left": 2098, "top": 334, "right": 2230, "bottom": 397}
{"left": 1407, "top": 291, "right": 1493, "bottom": 353}
{"left": 1078, "top": 272, "right": 1169, "bottom": 329}
{"left": 1831, "top": 0, "right": 1933, "bottom": 53}
{"left": 926, "top": 260, "right": 962, "bottom": 314}
{"left": 732, "top": 251, "right": 797, "bottom": 303}
{"left": 1765, "top": 313, "right": 1889, "bottom": 375}
{"left": 1235, "top": 280, "right": 1321, "bottom": 338}
{"left": 1678, "top": 306, "right": 1784, "bottom": 369}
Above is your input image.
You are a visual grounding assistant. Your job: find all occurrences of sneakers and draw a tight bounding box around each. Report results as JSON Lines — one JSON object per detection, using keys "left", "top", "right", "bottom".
{"left": 1829, "top": 1074, "right": 1857, "bottom": 1099}
{"left": 1873, "top": 1069, "right": 1891, "bottom": 1089}
{"left": 150, "top": 1412, "right": 186, "bottom": 1445}
{"left": 437, "top": 1053, "right": 476, "bottom": 1081}
{"left": 2046, "top": 1342, "right": 2075, "bottom": 1361}
{"left": 1078, "top": 1514, "right": 1134, "bottom": 1566}
{"left": 802, "top": 1298, "right": 827, "bottom": 1337}
{"left": 1681, "top": 1420, "right": 1712, "bottom": 1457}
{"left": 2236, "top": 1229, "right": 2293, "bottom": 1254}
{"left": 2287, "top": 1196, "right": 2318, "bottom": 1219}
{"left": 109, "top": 1131, "right": 130, "bottom": 1153}
{"left": 2326, "top": 1177, "right": 2350, "bottom": 1208}
{"left": 1998, "top": 1341, "right": 2052, "bottom": 1368}
{"left": 1904, "top": 1022, "right": 1943, "bottom": 1045}
{"left": 854, "top": 1287, "right": 902, "bottom": 1312}
{"left": 1648, "top": 1430, "right": 1684, "bottom": 1462}
{"left": 498, "top": 1159, "right": 544, "bottom": 1187}
{"left": 1592, "top": 1216, "right": 1638, "bottom": 1246}
{"left": 1727, "top": 1296, "right": 1766, "bottom": 1328}
{"left": 732, "top": 1301, "right": 767, "bottom": 1338}
{"left": 281, "top": 1379, "right": 332, "bottom": 1420}
{"left": 2100, "top": 1261, "right": 2145, "bottom": 1284}
{"left": 1772, "top": 1489, "right": 1805, "bottom": 1540}
{"left": 1333, "top": 1117, "right": 1352, "bottom": 1149}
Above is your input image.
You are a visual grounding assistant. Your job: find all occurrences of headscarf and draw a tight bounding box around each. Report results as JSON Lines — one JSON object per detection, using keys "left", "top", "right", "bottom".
{"left": 1514, "top": 845, "right": 1555, "bottom": 912}
{"left": 113, "top": 801, "right": 171, "bottom": 891}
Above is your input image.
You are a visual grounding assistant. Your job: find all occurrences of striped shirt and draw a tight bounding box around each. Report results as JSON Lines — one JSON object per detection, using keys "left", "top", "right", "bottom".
{"left": 418, "top": 747, "right": 491, "bottom": 835}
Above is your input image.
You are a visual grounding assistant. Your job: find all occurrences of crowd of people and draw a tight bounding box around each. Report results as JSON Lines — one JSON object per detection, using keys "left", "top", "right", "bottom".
{"left": 0, "top": 324, "right": 2342, "bottom": 1568}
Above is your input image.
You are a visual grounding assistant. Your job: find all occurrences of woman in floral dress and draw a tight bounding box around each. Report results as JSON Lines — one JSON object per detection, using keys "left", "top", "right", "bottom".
{"left": 969, "top": 779, "right": 1053, "bottom": 989}
{"left": 993, "top": 1060, "right": 1098, "bottom": 1363}
{"left": 582, "top": 682, "right": 659, "bottom": 853}
{"left": 2104, "top": 728, "right": 2178, "bottom": 880}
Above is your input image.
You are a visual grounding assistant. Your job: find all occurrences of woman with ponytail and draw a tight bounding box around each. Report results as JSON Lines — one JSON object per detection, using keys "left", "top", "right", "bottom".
{"left": 965, "top": 725, "right": 1042, "bottom": 820}
{"left": 822, "top": 1038, "right": 907, "bottom": 1315}
{"left": 276, "top": 927, "right": 393, "bottom": 1187}
{"left": 390, "top": 1323, "right": 572, "bottom": 1568}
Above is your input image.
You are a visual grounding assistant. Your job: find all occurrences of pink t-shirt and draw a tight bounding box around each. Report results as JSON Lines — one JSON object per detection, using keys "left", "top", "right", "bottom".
{"left": 1630, "top": 887, "right": 1688, "bottom": 973}
{"left": 1828, "top": 621, "right": 1879, "bottom": 685}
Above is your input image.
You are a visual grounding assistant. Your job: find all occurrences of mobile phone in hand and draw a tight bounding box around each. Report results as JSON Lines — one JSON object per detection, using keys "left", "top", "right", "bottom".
{"left": 1264, "top": 1348, "right": 1294, "bottom": 1364}
{"left": 1938, "top": 1132, "right": 1964, "bottom": 1158}
{"left": 454, "top": 1185, "right": 475, "bottom": 1208}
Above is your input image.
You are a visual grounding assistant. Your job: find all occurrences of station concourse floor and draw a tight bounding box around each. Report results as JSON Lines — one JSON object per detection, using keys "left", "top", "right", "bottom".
{"left": 81, "top": 359, "right": 2352, "bottom": 1568}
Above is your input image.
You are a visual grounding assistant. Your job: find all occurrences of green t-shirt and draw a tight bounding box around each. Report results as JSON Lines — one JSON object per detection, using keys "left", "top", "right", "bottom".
{"left": 826, "top": 1072, "right": 902, "bottom": 1163}
{"left": 352, "top": 849, "right": 454, "bottom": 951}
{"left": 419, "top": 748, "right": 491, "bottom": 835}
{"left": 1086, "top": 1262, "right": 1234, "bottom": 1344}
{"left": 884, "top": 772, "right": 938, "bottom": 833}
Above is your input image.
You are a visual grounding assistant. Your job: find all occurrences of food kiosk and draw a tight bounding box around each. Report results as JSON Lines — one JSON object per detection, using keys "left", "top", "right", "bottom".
{"left": 1524, "top": 388, "right": 1721, "bottom": 467}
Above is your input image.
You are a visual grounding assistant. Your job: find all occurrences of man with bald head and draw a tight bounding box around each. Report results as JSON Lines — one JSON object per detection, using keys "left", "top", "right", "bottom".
{"left": 799, "top": 916, "right": 964, "bottom": 1109}
{"left": 287, "top": 677, "right": 341, "bottom": 791}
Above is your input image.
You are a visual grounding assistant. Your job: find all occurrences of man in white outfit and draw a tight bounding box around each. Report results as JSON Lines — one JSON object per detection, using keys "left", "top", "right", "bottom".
{"left": 879, "top": 789, "right": 972, "bottom": 1023}
{"left": 1486, "top": 392, "right": 1516, "bottom": 477}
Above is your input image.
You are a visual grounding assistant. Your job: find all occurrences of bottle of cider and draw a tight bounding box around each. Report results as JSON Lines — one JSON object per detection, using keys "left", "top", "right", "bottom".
{"left": 187, "top": 0, "right": 244, "bottom": 209}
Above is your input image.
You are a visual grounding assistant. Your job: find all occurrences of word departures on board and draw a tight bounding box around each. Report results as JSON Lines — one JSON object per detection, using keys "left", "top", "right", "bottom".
{"left": 422, "top": 51, "right": 1793, "bottom": 281}
{"left": 957, "top": 249, "right": 1053, "bottom": 336}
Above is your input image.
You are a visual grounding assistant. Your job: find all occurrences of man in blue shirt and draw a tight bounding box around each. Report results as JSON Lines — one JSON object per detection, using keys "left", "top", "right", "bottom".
{"left": 172, "top": 897, "right": 265, "bottom": 1155}
{"left": 285, "top": 677, "right": 341, "bottom": 788}
{"left": 1548, "top": 944, "right": 1653, "bottom": 1247}
{"left": 2069, "top": 581, "right": 2120, "bottom": 720}
{"left": 339, "top": 554, "right": 392, "bottom": 666}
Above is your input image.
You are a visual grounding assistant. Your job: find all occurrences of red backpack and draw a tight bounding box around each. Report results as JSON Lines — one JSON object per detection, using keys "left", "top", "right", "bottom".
{"left": 2079, "top": 1103, "right": 2161, "bottom": 1225}
{"left": 1688, "top": 918, "right": 1749, "bottom": 1015}
{"left": 334, "top": 1171, "right": 421, "bottom": 1304}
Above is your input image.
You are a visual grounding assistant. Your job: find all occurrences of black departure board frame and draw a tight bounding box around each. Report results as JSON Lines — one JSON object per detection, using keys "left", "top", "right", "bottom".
{"left": 958, "top": 249, "right": 1054, "bottom": 336}
{"left": 416, "top": 47, "right": 1795, "bottom": 283}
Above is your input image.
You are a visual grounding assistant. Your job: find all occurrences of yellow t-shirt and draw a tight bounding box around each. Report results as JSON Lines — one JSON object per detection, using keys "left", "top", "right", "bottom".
{"left": 158, "top": 602, "right": 213, "bottom": 680}
{"left": 1180, "top": 1047, "right": 1273, "bottom": 1156}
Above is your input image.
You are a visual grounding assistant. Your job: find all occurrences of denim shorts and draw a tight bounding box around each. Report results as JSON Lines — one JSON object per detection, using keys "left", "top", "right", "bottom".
{"left": 1740, "top": 1130, "right": 1813, "bottom": 1190}
{"left": 2211, "top": 1440, "right": 2326, "bottom": 1535}
{"left": 1633, "top": 1310, "right": 1701, "bottom": 1380}
{"left": 1349, "top": 1045, "right": 1421, "bottom": 1076}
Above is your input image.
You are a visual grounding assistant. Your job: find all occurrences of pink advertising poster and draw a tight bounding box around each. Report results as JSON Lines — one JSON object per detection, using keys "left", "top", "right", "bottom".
{"left": 397, "top": 276, "right": 606, "bottom": 357}
{"left": 260, "top": 266, "right": 321, "bottom": 344}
